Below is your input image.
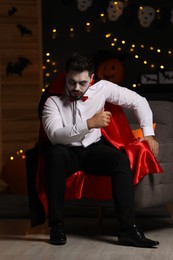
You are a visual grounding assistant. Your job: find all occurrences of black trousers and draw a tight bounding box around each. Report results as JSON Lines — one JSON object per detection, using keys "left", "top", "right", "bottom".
{"left": 45, "top": 138, "right": 136, "bottom": 230}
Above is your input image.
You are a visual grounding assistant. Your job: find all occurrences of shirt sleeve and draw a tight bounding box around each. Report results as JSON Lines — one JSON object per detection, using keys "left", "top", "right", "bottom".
{"left": 42, "top": 97, "right": 90, "bottom": 145}
{"left": 102, "top": 80, "right": 155, "bottom": 137}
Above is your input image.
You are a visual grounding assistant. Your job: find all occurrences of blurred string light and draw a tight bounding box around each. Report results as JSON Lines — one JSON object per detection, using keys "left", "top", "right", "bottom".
{"left": 100, "top": 12, "right": 106, "bottom": 23}
{"left": 49, "top": 22, "right": 172, "bottom": 73}
{"left": 85, "top": 21, "right": 92, "bottom": 32}
{"left": 52, "top": 27, "right": 57, "bottom": 39}
{"left": 69, "top": 26, "right": 75, "bottom": 38}
{"left": 42, "top": 52, "right": 58, "bottom": 91}
{"left": 10, "top": 149, "right": 25, "bottom": 161}
{"left": 104, "top": 33, "right": 173, "bottom": 72}
{"left": 42, "top": 32, "right": 173, "bottom": 90}
{"left": 49, "top": 16, "right": 173, "bottom": 71}
{"left": 44, "top": 14, "right": 173, "bottom": 89}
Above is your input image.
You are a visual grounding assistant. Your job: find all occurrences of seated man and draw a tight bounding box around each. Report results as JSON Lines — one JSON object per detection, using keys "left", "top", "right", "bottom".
{"left": 40, "top": 52, "right": 160, "bottom": 247}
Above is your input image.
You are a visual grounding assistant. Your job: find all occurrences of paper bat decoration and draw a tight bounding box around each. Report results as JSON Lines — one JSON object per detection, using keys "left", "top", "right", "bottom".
{"left": 6, "top": 57, "right": 32, "bottom": 76}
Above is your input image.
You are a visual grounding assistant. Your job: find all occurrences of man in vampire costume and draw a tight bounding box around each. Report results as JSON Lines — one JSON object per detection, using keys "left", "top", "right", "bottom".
{"left": 26, "top": 52, "right": 162, "bottom": 248}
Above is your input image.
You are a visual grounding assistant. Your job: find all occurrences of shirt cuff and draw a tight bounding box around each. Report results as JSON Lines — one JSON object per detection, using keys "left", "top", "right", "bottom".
{"left": 142, "top": 126, "right": 155, "bottom": 137}
{"left": 78, "top": 120, "right": 90, "bottom": 135}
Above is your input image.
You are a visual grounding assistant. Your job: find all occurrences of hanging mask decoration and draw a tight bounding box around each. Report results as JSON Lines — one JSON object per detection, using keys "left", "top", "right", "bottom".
{"left": 170, "top": 9, "right": 173, "bottom": 26}
{"left": 107, "top": 0, "right": 124, "bottom": 21}
{"left": 76, "top": 0, "right": 92, "bottom": 12}
{"left": 138, "top": 6, "right": 155, "bottom": 28}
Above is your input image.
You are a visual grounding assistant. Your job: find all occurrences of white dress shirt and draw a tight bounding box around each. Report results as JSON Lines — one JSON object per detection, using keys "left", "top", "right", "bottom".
{"left": 42, "top": 80, "right": 154, "bottom": 147}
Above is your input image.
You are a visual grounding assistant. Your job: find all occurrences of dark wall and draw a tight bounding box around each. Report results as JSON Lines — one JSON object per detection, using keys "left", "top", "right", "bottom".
{"left": 42, "top": 0, "right": 173, "bottom": 101}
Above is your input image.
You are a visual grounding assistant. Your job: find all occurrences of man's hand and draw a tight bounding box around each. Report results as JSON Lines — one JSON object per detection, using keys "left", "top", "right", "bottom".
{"left": 140, "top": 136, "right": 159, "bottom": 158}
{"left": 87, "top": 109, "right": 112, "bottom": 129}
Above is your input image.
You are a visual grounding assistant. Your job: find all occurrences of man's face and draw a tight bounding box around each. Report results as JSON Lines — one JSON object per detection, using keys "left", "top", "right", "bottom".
{"left": 65, "top": 70, "right": 94, "bottom": 99}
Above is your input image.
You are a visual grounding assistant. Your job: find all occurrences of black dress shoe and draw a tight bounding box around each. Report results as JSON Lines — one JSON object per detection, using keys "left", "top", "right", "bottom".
{"left": 50, "top": 222, "right": 67, "bottom": 245}
{"left": 118, "top": 225, "right": 159, "bottom": 248}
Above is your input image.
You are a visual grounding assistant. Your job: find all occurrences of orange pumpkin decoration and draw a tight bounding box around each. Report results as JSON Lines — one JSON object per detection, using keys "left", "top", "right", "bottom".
{"left": 96, "top": 58, "right": 124, "bottom": 85}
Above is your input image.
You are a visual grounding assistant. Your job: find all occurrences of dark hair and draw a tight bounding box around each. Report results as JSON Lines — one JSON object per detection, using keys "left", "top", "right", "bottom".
{"left": 65, "top": 52, "right": 95, "bottom": 76}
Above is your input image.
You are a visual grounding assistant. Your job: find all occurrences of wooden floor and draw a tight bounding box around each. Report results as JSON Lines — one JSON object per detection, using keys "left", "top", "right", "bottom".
{"left": 0, "top": 217, "right": 173, "bottom": 260}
